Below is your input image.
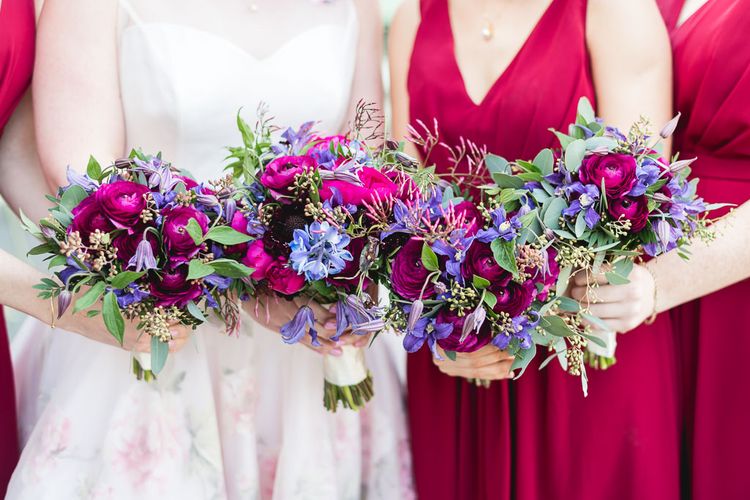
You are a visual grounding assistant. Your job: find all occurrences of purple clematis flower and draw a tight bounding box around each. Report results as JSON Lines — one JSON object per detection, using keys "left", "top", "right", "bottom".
{"left": 562, "top": 182, "right": 601, "bottom": 229}
{"left": 643, "top": 219, "right": 683, "bottom": 256}
{"left": 289, "top": 221, "right": 353, "bottom": 281}
{"left": 281, "top": 305, "right": 320, "bottom": 346}
{"left": 114, "top": 284, "right": 149, "bottom": 308}
{"left": 403, "top": 317, "right": 453, "bottom": 358}
{"left": 127, "top": 238, "right": 158, "bottom": 272}
{"left": 492, "top": 312, "right": 539, "bottom": 350}
{"left": 629, "top": 159, "right": 662, "bottom": 197}
{"left": 432, "top": 229, "right": 475, "bottom": 282}
{"left": 477, "top": 207, "right": 522, "bottom": 243}
{"left": 204, "top": 274, "right": 232, "bottom": 291}
{"left": 333, "top": 295, "right": 384, "bottom": 341}
{"left": 66, "top": 167, "right": 98, "bottom": 192}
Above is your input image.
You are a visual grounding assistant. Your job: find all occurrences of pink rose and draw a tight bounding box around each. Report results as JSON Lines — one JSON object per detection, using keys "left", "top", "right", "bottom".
{"left": 260, "top": 156, "right": 315, "bottom": 201}
{"left": 150, "top": 266, "right": 202, "bottom": 307}
{"left": 579, "top": 153, "right": 638, "bottom": 200}
{"left": 267, "top": 260, "right": 305, "bottom": 295}
{"left": 607, "top": 195, "right": 649, "bottom": 232}
{"left": 319, "top": 167, "right": 398, "bottom": 206}
{"left": 242, "top": 240, "right": 275, "bottom": 281}
{"left": 95, "top": 181, "right": 150, "bottom": 229}
{"left": 162, "top": 206, "right": 209, "bottom": 264}
{"left": 70, "top": 196, "right": 115, "bottom": 244}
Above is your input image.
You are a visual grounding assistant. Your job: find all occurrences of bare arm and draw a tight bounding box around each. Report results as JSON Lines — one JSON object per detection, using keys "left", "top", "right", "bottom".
{"left": 587, "top": 0, "right": 673, "bottom": 151}
{"left": 0, "top": 92, "right": 52, "bottom": 221}
{"left": 387, "top": 0, "right": 420, "bottom": 158}
{"left": 33, "top": 0, "right": 125, "bottom": 190}
{"left": 344, "top": 0, "right": 385, "bottom": 136}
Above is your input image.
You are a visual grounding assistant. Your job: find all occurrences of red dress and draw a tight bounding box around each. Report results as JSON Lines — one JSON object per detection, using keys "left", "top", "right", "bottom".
{"left": 0, "top": 0, "right": 35, "bottom": 494}
{"left": 407, "top": 1, "right": 681, "bottom": 499}
{"left": 659, "top": 0, "right": 750, "bottom": 497}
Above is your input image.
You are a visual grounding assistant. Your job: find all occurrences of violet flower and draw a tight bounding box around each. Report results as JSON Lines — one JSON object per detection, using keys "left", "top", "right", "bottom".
{"left": 477, "top": 207, "right": 521, "bottom": 243}
{"left": 114, "top": 284, "right": 149, "bottom": 308}
{"left": 127, "top": 238, "right": 158, "bottom": 272}
{"left": 403, "top": 317, "right": 452, "bottom": 358}
{"left": 628, "top": 159, "right": 662, "bottom": 197}
{"left": 562, "top": 182, "right": 601, "bottom": 229}
{"left": 66, "top": 167, "right": 98, "bottom": 192}
{"left": 432, "top": 229, "right": 475, "bottom": 282}
{"left": 281, "top": 305, "right": 319, "bottom": 346}
{"left": 492, "top": 312, "right": 539, "bottom": 350}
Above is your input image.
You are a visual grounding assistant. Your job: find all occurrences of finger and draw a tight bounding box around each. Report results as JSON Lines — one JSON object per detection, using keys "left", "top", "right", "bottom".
{"left": 573, "top": 270, "right": 609, "bottom": 287}
{"left": 571, "top": 285, "right": 628, "bottom": 305}
{"left": 294, "top": 297, "right": 334, "bottom": 323}
{"left": 454, "top": 344, "right": 499, "bottom": 358}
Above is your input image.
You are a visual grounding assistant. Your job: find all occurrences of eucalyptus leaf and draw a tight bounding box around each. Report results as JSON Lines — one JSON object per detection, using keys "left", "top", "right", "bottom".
{"left": 490, "top": 173, "right": 526, "bottom": 189}
{"left": 577, "top": 97, "right": 596, "bottom": 124}
{"left": 533, "top": 149, "right": 555, "bottom": 176}
{"left": 556, "top": 265, "right": 572, "bottom": 296}
{"left": 575, "top": 211, "right": 587, "bottom": 238}
{"left": 541, "top": 316, "right": 575, "bottom": 337}
{"left": 556, "top": 296, "right": 581, "bottom": 312}
{"left": 542, "top": 198, "right": 568, "bottom": 230}
{"left": 511, "top": 342, "right": 537, "bottom": 379}
{"left": 564, "top": 139, "right": 587, "bottom": 173}
{"left": 59, "top": 186, "right": 88, "bottom": 211}
{"left": 73, "top": 282, "right": 106, "bottom": 313}
{"left": 445, "top": 350, "right": 457, "bottom": 362}
{"left": 485, "top": 154, "right": 510, "bottom": 175}
{"left": 483, "top": 291, "right": 497, "bottom": 309}
{"left": 187, "top": 302, "right": 207, "bottom": 322}
{"left": 150, "top": 336, "right": 169, "bottom": 375}
{"left": 102, "top": 291, "right": 124, "bottom": 345}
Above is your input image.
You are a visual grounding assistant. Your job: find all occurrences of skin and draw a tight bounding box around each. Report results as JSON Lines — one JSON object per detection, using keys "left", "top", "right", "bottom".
{"left": 0, "top": 0, "right": 188, "bottom": 352}
{"left": 389, "top": 0, "right": 672, "bottom": 379}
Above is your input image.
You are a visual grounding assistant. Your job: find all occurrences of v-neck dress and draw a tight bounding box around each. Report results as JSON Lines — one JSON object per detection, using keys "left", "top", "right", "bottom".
{"left": 407, "top": 0, "right": 681, "bottom": 499}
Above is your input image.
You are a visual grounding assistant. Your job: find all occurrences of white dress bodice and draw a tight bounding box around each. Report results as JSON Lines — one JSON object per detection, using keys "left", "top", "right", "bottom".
{"left": 118, "top": 0, "right": 357, "bottom": 179}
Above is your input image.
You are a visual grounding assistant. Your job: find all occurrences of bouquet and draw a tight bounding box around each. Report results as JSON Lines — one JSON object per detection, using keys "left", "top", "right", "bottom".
{"left": 492, "top": 97, "right": 721, "bottom": 376}
{"left": 224, "top": 104, "right": 424, "bottom": 411}
{"left": 25, "top": 152, "right": 254, "bottom": 379}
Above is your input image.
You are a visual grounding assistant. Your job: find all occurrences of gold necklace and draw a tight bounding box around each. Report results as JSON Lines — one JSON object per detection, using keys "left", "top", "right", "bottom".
{"left": 481, "top": 16, "right": 494, "bottom": 41}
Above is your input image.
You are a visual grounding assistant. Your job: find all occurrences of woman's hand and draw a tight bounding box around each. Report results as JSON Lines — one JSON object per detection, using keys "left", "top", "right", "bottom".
{"left": 244, "top": 295, "right": 364, "bottom": 356}
{"left": 569, "top": 264, "right": 656, "bottom": 333}
{"left": 433, "top": 345, "right": 516, "bottom": 381}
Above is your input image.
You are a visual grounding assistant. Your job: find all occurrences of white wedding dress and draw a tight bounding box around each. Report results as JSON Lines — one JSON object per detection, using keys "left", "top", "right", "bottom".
{"left": 8, "top": 1, "right": 414, "bottom": 498}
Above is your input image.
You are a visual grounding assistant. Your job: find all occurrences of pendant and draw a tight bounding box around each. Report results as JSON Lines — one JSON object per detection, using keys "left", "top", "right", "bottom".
{"left": 481, "top": 21, "right": 494, "bottom": 41}
{"left": 249, "top": 3, "right": 259, "bottom": 12}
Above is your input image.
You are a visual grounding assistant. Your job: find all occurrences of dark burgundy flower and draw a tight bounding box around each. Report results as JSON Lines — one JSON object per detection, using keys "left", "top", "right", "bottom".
{"left": 607, "top": 195, "right": 649, "bottom": 232}
{"left": 492, "top": 280, "right": 535, "bottom": 317}
{"left": 391, "top": 238, "right": 436, "bottom": 301}
{"left": 150, "top": 266, "right": 202, "bottom": 307}
{"left": 70, "top": 196, "right": 115, "bottom": 244}
{"left": 326, "top": 236, "right": 369, "bottom": 290}
{"left": 461, "top": 241, "right": 513, "bottom": 284}
{"left": 436, "top": 308, "right": 491, "bottom": 353}
{"left": 579, "top": 153, "right": 638, "bottom": 200}
{"left": 112, "top": 230, "right": 159, "bottom": 264}
{"left": 161, "top": 206, "right": 209, "bottom": 264}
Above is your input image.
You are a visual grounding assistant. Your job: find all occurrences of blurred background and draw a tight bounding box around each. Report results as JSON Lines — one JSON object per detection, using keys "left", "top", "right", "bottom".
{"left": 0, "top": 0, "right": 404, "bottom": 336}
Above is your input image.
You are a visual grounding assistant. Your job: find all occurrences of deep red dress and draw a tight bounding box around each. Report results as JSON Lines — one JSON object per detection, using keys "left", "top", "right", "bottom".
{"left": 0, "top": 0, "right": 35, "bottom": 494}
{"left": 407, "top": 1, "right": 681, "bottom": 499}
{"left": 658, "top": 0, "right": 750, "bottom": 498}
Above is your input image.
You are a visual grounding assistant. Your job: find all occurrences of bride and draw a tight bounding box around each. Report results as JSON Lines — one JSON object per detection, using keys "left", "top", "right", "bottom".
{"left": 9, "top": 0, "right": 413, "bottom": 498}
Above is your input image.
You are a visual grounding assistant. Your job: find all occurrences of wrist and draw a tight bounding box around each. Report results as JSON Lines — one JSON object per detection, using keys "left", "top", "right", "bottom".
{"left": 643, "top": 264, "right": 659, "bottom": 324}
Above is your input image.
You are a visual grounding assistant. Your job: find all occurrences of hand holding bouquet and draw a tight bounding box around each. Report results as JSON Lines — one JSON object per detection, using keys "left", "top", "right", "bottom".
{"left": 26, "top": 152, "right": 254, "bottom": 379}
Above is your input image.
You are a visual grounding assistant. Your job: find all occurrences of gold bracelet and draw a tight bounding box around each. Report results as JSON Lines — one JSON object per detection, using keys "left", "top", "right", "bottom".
{"left": 49, "top": 297, "right": 57, "bottom": 329}
{"left": 643, "top": 265, "right": 658, "bottom": 325}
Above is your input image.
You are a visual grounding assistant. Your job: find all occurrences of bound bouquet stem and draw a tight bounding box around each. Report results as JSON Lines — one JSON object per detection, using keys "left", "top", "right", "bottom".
{"left": 323, "top": 344, "right": 373, "bottom": 411}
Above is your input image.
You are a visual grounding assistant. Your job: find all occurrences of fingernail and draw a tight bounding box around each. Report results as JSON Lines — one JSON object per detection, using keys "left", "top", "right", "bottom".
{"left": 355, "top": 338, "right": 369, "bottom": 348}
{"left": 324, "top": 320, "right": 337, "bottom": 330}
{"left": 168, "top": 340, "right": 175, "bottom": 348}
{"left": 330, "top": 348, "right": 343, "bottom": 357}
{"left": 327, "top": 304, "right": 337, "bottom": 313}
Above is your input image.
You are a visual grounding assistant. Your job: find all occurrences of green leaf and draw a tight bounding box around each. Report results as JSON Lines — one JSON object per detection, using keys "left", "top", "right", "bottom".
{"left": 102, "top": 291, "right": 125, "bottom": 344}
{"left": 580, "top": 330, "right": 608, "bottom": 348}
{"left": 19, "top": 210, "right": 41, "bottom": 236}
{"left": 585, "top": 137, "right": 617, "bottom": 152}
{"left": 490, "top": 239, "right": 519, "bottom": 278}
{"left": 605, "top": 259, "right": 634, "bottom": 285}
{"left": 209, "top": 259, "right": 254, "bottom": 278}
{"left": 48, "top": 254, "right": 68, "bottom": 269}
{"left": 185, "top": 218, "right": 205, "bottom": 245}
{"left": 541, "top": 316, "right": 575, "bottom": 337}
{"left": 533, "top": 149, "right": 555, "bottom": 176}
{"left": 577, "top": 97, "right": 596, "bottom": 124}
{"left": 86, "top": 156, "right": 102, "bottom": 180}
{"left": 28, "top": 242, "right": 58, "bottom": 256}
{"left": 575, "top": 211, "right": 587, "bottom": 239}
{"left": 187, "top": 301, "right": 207, "bottom": 322}
{"left": 472, "top": 275, "right": 491, "bottom": 289}
{"left": 552, "top": 130, "right": 576, "bottom": 149}
{"left": 73, "top": 282, "right": 106, "bottom": 313}
{"left": 110, "top": 271, "right": 145, "bottom": 290}
{"left": 485, "top": 154, "right": 510, "bottom": 175}
{"left": 511, "top": 342, "right": 537, "bottom": 379}
{"left": 59, "top": 185, "right": 88, "bottom": 211}
{"left": 542, "top": 198, "right": 568, "bottom": 230}
{"left": 556, "top": 296, "right": 581, "bottom": 312}
{"left": 237, "top": 111, "right": 255, "bottom": 149}
{"left": 204, "top": 226, "right": 253, "bottom": 245}
{"left": 150, "top": 336, "right": 169, "bottom": 375}
{"left": 483, "top": 291, "right": 497, "bottom": 309}
{"left": 556, "top": 265, "right": 572, "bottom": 296}
{"left": 565, "top": 139, "right": 587, "bottom": 172}
{"left": 444, "top": 350, "right": 457, "bottom": 362}
{"left": 491, "top": 172, "right": 526, "bottom": 189}
{"left": 86, "top": 310, "right": 100, "bottom": 318}
{"left": 187, "top": 259, "right": 215, "bottom": 280}
{"left": 421, "top": 243, "right": 439, "bottom": 272}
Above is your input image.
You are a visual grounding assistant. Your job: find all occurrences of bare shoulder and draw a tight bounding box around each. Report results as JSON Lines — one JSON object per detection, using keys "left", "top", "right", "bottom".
{"left": 389, "top": 0, "right": 420, "bottom": 53}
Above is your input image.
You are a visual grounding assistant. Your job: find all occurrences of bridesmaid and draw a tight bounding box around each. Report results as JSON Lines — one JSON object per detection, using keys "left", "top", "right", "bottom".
{"left": 585, "top": 0, "right": 750, "bottom": 497}
{"left": 0, "top": 0, "right": 35, "bottom": 492}
{"left": 390, "top": 0, "right": 674, "bottom": 499}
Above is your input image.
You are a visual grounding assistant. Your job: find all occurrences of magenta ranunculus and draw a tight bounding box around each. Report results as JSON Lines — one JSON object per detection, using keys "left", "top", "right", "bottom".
{"left": 320, "top": 167, "right": 398, "bottom": 206}
{"left": 436, "top": 309, "right": 491, "bottom": 353}
{"left": 607, "top": 195, "right": 649, "bottom": 232}
{"left": 162, "top": 206, "right": 209, "bottom": 263}
{"left": 70, "top": 196, "right": 115, "bottom": 244}
{"left": 451, "top": 201, "right": 484, "bottom": 236}
{"left": 150, "top": 266, "right": 203, "bottom": 307}
{"left": 492, "top": 280, "right": 535, "bottom": 317}
{"left": 242, "top": 240, "right": 275, "bottom": 281}
{"left": 461, "top": 241, "right": 513, "bottom": 285}
{"left": 95, "top": 180, "right": 150, "bottom": 229}
{"left": 260, "top": 155, "right": 315, "bottom": 201}
{"left": 112, "top": 231, "right": 158, "bottom": 263}
{"left": 391, "top": 238, "right": 436, "bottom": 301}
{"left": 267, "top": 260, "right": 305, "bottom": 295}
{"left": 175, "top": 175, "right": 198, "bottom": 190}
{"left": 326, "top": 236, "right": 369, "bottom": 290}
{"left": 579, "top": 153, "right": 638, "bottom": 200}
